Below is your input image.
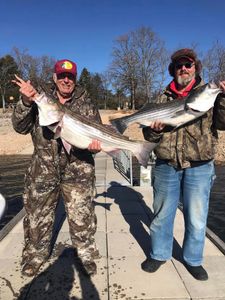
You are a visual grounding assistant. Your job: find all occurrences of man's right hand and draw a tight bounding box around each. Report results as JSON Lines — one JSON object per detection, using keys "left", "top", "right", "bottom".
{"left": 12, "top": 75, "right": 39, "bottom": 106}
{"left": 150, "top": 120, "right": 165, "bottom": 131}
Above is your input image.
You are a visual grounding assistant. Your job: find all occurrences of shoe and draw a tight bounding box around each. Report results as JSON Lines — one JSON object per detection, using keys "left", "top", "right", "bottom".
{"left": 82, "top": 261, "right": 97, "bottom": 276}
{"left": 92, "top": 249, "right": 101, "bottom": 260}
{"left": 21, "top": 262, "right": 42, "bottom": 277}
{"left": 21, "top": 255, "right": 47, "bottom": 277}
{"left": 185, "top": 264, "right": 208, "bottom": 281}
{"left": 141, "top": 258, "right": 166, "bottom": 273}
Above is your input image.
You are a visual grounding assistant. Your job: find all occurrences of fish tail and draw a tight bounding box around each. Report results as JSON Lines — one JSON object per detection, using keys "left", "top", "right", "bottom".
{"left": 110, "top": 117, "right": 128, "bottom": 134}
{"left": 133, "top": 141, "right": 157, "bottom": 168}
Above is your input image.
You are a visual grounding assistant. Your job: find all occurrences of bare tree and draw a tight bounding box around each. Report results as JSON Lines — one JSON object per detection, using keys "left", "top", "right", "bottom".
{"left": 109, "top": 34, "right": 139, "bottom": 109}
{"left": 202, "top": 41, "right": 225, "bottom": 82}
{"left": 12, "top": 47, "right": 55, "bottom": 90}
{"left": 38, "top": 55, "right": 56, "bottom": 88}
{"left": 0, "top": 55, "right": 18, "bottom": 112}
{"left": 132, "top": 27, "right": 168, "bottom": 103}
{"left": 109, "top": 27, "right": 168, "bottom": 109}
{"left": 100, "top": 71, "right": 112, "bottom": 109}
{"left": 12, "top": 48, "right": 38, "bottom": 81}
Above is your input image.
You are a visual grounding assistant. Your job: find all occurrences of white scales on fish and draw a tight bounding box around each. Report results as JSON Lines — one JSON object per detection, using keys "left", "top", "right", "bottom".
{"left": 111, "top": 82, "right": 222, "bottom": 134}
{"left": 34, "top": 93, "right": 157, "bottom": 168}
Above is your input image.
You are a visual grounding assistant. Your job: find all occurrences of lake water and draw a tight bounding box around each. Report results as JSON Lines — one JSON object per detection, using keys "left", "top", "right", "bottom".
{"left": 208, "top": 165, "right": 225, "bottom": 243}
{"left": 0, "top": 155, "right": 224, "bottom": 244}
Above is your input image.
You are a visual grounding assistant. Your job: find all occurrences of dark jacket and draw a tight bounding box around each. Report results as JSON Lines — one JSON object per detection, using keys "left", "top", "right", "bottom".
{"left": 143, "top": 78, "right": 225, "bottom": 169}
{"left": 12, "top": 85, "right": 102, "bottom": 185}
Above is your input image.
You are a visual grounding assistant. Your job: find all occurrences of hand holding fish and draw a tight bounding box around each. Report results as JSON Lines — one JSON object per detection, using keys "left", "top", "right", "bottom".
{"left": 111, "top": 83, "right": 222, "bottom": 134}
{"left": 150, "top": 120, "right": 165, "bottom": 131}
{"left": 10, "top": 82, "right": 156, "bottom": 167}
{"left": 219, "top": 81, "right": 225, "bottom": 92}
{"left": 12, "top": 75, "right": 38, "bottom": 106}
{"left": 88, "top": 139, "right": 102, "bottom": 153}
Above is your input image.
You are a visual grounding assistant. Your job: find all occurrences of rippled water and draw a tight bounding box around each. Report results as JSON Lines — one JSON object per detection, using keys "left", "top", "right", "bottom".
{"left": 208, "top": 165, "right": 225, "bottom": 243}
{"left": 0, "top": 155, "right": 225, "bottom": 244}
{"left": 0, "top": 155, "right": 31, "bottom": 230}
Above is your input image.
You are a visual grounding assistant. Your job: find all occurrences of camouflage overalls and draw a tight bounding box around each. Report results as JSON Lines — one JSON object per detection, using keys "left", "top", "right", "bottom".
{"left": 12, "top": 85, "right": 101, "bottom": 274}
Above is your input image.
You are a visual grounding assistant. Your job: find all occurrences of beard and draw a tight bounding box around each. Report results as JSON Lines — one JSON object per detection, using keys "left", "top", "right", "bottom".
{"left": 177, "top": 72, "right": 195, "bottom": 87}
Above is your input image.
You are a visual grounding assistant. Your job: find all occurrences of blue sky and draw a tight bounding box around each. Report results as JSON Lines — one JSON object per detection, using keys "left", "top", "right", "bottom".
{"left": 1, "top": 0, "right": 225, "bottom": 76}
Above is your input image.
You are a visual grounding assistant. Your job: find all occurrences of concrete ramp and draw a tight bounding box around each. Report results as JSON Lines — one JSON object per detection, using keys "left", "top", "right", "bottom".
{"left": 0, "top": 153, "right": 224, "bottom": 299}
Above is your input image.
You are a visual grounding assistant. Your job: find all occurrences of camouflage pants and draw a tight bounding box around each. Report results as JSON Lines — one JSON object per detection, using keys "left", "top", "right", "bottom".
{"left": 21, "top": 171, "right": 98, "bottom": 268}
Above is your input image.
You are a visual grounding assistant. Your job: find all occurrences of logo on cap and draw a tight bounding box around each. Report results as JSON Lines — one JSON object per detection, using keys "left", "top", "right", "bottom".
{"left": 61, "top": 61, "right": 73, "bottom": 70}
{"left": 54, "top": 59, "right": 77, "bottom": 76}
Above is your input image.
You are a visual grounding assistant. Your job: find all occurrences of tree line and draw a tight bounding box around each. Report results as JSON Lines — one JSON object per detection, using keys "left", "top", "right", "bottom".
{"left": 1, "top": 26, "right": 225, "bottom": 112}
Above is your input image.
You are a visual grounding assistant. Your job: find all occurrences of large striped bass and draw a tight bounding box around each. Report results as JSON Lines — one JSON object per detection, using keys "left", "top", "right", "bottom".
{"left": 111, "top": 83, "right": 222, "bottom": 134}
{"left": 34, "top": 93, "right": 157, "bottom": 168}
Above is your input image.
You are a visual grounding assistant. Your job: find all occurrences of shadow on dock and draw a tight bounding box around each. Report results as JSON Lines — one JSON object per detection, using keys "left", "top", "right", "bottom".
{"left": 16, "top": 248, "right": 100, "bottom": 300}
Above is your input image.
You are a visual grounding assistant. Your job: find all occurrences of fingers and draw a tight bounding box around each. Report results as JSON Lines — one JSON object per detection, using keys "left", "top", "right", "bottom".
{"left": 12, "top": 75, "right": 33, "bottom": 91}
{"left": 20, "top": 84, "right": 37, "bottom": 99}
{"left": 88, "top": 139, "right": 102, "bottom": 153}
{"left": 12, "top": 74, "right": 38, "bottom": 101}
{"left": 14, "top": 74, "right": 26, "bottom": 83}
{"left": 12, "top": 74, "right": 26, "bottom": 87}
{"left": 11, "top": 79, "right": 22, "bottom": 87}
{"left": 219, "top": 81, "right": 225, "bottom": 92}
{"left": 150, "top": 120, "right": 165, "bottom": 131}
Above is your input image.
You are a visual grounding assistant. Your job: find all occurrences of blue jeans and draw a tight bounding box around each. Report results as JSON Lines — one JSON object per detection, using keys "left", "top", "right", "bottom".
{"left": 150, "top": 159, "right": 215, "bottom": 266}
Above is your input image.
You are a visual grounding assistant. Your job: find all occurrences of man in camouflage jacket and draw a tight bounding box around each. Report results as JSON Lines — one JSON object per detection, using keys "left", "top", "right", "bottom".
{"left": 141, "top": 48, "right": 225, "bottom": 281}
{"left": 12, "top": 59, "right": 102, "bottom": 277}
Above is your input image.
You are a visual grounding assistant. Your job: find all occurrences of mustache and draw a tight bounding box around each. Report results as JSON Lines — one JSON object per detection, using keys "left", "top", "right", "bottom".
{"left": 179, "top": 71, "right": 189, "bottom": 75}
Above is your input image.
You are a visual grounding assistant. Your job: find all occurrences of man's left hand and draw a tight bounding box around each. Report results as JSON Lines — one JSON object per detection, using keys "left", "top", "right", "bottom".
{"left": 219, "top": 81, "right": 225, "bottom": 92}
{"left": 88, "top": 139, "right": 102, "bottom": 153}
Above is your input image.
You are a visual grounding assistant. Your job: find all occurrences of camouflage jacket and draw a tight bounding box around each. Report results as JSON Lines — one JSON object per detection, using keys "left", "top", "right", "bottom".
{"left": 143, "top": 78, "right": 225, "bottom": 169}
{"left": 12, "top": 85, "right": 102, "bottom": 184}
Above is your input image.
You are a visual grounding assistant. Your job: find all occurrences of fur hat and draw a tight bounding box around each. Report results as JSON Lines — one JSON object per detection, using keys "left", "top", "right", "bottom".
{"left": 168, "top": 48, "right": 202, "bottom": 77}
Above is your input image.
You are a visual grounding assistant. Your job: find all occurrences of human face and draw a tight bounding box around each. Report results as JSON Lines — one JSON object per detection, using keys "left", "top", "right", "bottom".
{"left": 174, "top": 59, "right": 196, "bottom": 87}
{"left": 55, "top": 72, "right": 76, "bottom": 98}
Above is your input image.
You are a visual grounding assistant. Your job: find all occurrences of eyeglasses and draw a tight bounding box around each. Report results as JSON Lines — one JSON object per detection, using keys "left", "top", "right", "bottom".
{"left": 175, "top": 62, "right": 195, "bottom": 69}
{"left": 57, "top": 73, "right": 76, "bottom": 81}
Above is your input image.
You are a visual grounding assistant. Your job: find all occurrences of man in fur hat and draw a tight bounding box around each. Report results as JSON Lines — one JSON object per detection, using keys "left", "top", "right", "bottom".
{"left": 141, "top": 48, "right": 225, "bottom": 280}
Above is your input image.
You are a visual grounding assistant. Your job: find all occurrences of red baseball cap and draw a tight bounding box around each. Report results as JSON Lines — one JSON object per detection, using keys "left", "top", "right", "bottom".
{"left": 54, "top": 59, "right": 77, "bottom": 76}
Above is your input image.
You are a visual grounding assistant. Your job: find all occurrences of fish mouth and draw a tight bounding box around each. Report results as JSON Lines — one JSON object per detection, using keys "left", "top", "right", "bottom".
{"left": 186, "top": 107, "right": 201, "bottom": 114}
{"left": 50, "top": 121, "right": 60, "bottom": 126}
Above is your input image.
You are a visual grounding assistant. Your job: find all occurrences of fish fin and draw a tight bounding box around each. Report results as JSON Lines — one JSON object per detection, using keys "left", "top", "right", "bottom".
{"left": 110, "top": 117, "right": 127, "bottom": 134}
{"left": 171, "top": 124, "right": 182, "bottom": 132}
{"left": 61, "top": 139, "right": 72, "bottom": 153}
{"left": 173, "top": 110, "right": 186, "bottom": 117}
{"left": 134, "top": 141, "right": 157, "bottom": 168}
{"left": 53, "top": 125, "right": 62, "bottom": 139}
{"left": 138, "top": 102, "right": 156, "bottom": 112}
{"left": 106, "top": 149, "right": 121, "bottom": 159}
{"left": 139, "top": 122, "right": 151, "bottom": 128}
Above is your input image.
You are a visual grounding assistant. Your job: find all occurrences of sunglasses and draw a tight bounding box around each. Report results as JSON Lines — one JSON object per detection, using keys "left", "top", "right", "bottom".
{"left": 57, "top": 73, "right": 76, "bottom": 80}
{"left": 175, "top": 62, "right": 195, "bottom": 69}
